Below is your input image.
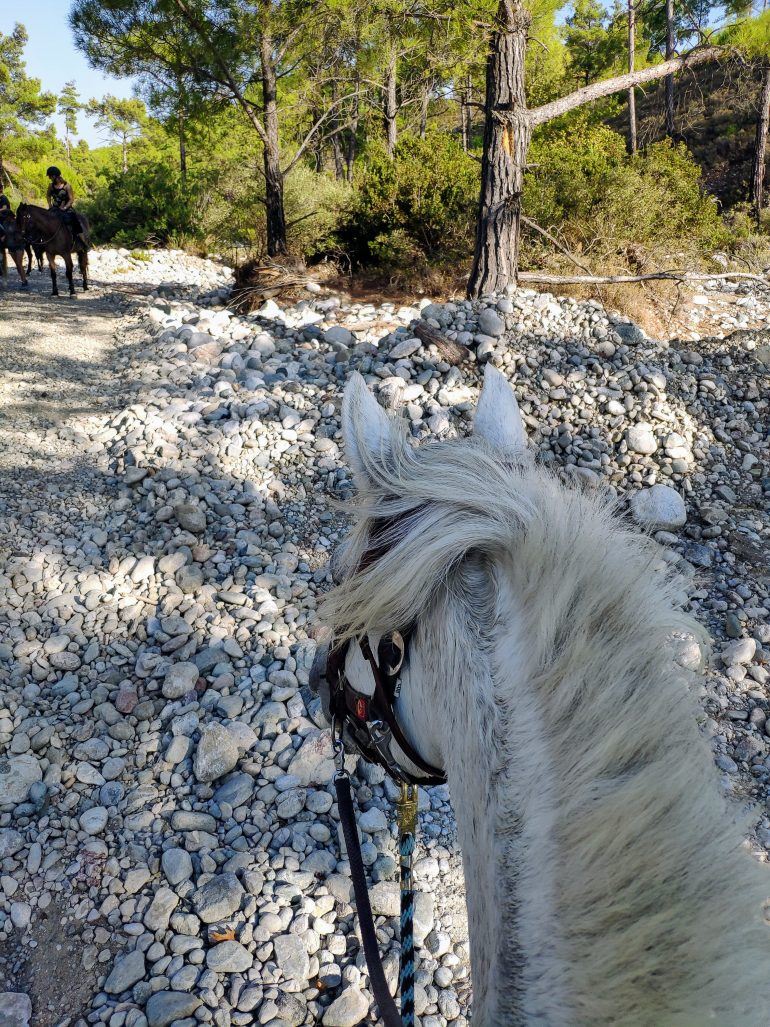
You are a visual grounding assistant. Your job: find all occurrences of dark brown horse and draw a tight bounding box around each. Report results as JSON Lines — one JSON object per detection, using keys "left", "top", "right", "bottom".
{"left": 0, "top": 210, "right": 28, "bottom": 289}
{"left": 16, "top": 203, "right": 89, "bottom": 296}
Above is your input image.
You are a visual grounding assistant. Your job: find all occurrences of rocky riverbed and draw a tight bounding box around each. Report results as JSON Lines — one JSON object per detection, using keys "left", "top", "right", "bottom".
{"left": 0, "top": 248, "right": 768, "bottom": 1026}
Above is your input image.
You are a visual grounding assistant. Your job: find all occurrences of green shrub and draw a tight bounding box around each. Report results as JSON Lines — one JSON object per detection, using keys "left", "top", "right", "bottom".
{"left": 525, "top": 121, "right": 727, "bottom": 260}
{"left": 336, "top": 135, "right": 479, "bottom": 267}
{"left": 83, "top": 161, "right": 200, "bottom": 247}
{"left": 284, "top": 166, "right": 353, "bottom": 259}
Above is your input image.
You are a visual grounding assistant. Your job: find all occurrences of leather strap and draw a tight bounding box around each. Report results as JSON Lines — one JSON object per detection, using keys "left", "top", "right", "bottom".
{"left": 359, "top": 636, "right": 445, "bottom": 783}
{"left": 335, "top": 773, "right": 402, "bottom": 1027}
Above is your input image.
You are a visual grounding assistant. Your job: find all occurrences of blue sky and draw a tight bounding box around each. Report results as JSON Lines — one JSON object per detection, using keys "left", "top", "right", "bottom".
{"left": 6, "top": 1, "right": 139, "bottom": 146}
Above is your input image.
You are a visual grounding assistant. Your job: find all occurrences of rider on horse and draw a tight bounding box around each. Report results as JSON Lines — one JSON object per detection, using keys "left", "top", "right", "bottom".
{"left": 46, "top": 167, "right": 87, "bottom": 249}
{"left": 0, "top": 192, "right": 10, "bottom": 212}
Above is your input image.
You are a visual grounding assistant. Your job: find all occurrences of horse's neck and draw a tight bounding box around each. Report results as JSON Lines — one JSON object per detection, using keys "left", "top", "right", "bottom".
{"left": 397, "top": 572, "right": 560, "bottom": 1025}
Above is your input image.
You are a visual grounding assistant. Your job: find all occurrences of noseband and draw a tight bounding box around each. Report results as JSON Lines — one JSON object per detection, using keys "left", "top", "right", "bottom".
{"left": 312, "top": 631, "right": 446, "bottom": 787}
{"left": 310, "top": 516, "right": 446, "bottom": 787}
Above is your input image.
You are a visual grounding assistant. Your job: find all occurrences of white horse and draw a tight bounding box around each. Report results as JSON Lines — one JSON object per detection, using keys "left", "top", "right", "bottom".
{"left": 322, "top": 366, "right": 768, "bottom": 1026}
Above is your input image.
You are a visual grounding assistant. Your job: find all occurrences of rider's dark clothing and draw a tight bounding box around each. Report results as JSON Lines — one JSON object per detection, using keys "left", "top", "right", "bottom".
{"left": 49, "top": 182, "right": 70, "bottom": 209}
{"left": 0, "top": 194, "right": 10, "bottom": 212}
{"left": 47, "top": 178, "right": 87, "bottom": 248}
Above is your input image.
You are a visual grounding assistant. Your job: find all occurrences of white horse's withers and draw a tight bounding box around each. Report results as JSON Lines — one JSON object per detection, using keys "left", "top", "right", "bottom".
{"left": 322, "top": 366, "right": 768, "bottom": 1026}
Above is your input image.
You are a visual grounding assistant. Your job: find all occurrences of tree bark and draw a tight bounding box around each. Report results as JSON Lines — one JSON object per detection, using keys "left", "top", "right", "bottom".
{"left": 311, "top": 107, "right": 325, "bottom": 172}
{"left": 628, "top": 0, "right": 637, "bottom": 154}
{"left": 260, "top": 32, "right": 288, "bottom": 256}
{"left": 346, "top": 77, "right": 360, "bottom": 183}
{"left": 419, "top": 80, "right": 431, "bottom": 139}
{"left": 330, "top": 82, "right": 345, "bottom": 180}
{"left": 518, "top": 270, "right": 770, "bottom": 285}
{"left": 752, "top": 63, "right": 770, "bottom": 219}
{"left": 461, "top": 72, "right": 472, "bottom": 151}
{"left": 467, "top": 0, "right": 531, "bottom": 299}
{"left": 178, "top": 110, "right": 187, "bottom": 184}
{"left": 665, "top": 0, "right": 675, "bottom": 138}
{"left": 384, "top": 51, "right": 398, "bottom": 156}
{"left": 122, "top": 136, "right": 128, "bottom": 174}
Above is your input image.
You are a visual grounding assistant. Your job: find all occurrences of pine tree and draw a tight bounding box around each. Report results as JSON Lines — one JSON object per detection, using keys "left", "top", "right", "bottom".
{"left": 0, "top": 24, "right": 56, "bottom": 191}
{"left": 59, "top": 81, "right": 81, "bottom": 161}
{"left": 87, "top": 95, "right": 147, "bottom": 173}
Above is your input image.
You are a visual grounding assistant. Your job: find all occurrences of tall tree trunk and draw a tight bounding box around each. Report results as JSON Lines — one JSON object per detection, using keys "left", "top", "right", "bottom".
{"left": 419, "top": 80, "right": 431, "bottom": 139}
{"left": 384, "top": 52, "right": 398, "bottom": 157}
{"left": 346, "top": 79, "right": 360, "bottom": 183}
{"left": 122, "top": 137, "right": 128, "bottom": 174}
{"left": 467, "top": 0, "right": 531, "bottom": 299}
{"left": 178, "top": 111, "right": 187, "bottom": 184}
{"left": 628, "top": 0, "right": 637, "bottom": 154}
{"left": 330, "top": 82, "right": 345, "bottom": 180}
{"left": 312, "top": 107, "right": 325, "bottom": 172}
{"left": 665, "top": 0, "right": 675, "bottom": 138}
{"left": 331, "top": 132, "right": 345, "bottom": 179}
{"left": 462, "top": 72, "right": 473, "bottom": 151}
{"left": 65, "top": 133, "right": 72, "bottom": 162}
{"left": 752, "top": 63, "right": 770, "bottom": 219}
{"left": 467, "top": 18, "right": 720, "bottom": 297}
{"left": 260, "top": 33, "right": 288, "bottom": 257}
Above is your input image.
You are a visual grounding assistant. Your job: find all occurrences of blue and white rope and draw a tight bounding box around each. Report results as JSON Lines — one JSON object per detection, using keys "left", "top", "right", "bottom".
{"left": 399, "top": 829, "right": 416, "bottom": 1027}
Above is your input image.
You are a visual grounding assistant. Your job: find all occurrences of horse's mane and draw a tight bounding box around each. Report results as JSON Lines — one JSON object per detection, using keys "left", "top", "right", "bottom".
{"left": 324, "top": 418, "right": 769, "bottom": 1024}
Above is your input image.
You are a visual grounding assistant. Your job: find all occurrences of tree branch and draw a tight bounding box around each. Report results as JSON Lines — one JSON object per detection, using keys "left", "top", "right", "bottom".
{"left": 517, "top": 270, "right": 769, "bottom": 286}
{"left": 530, "top": 47, "right": 724, "bottom": 126}
{"left": 282, "top": 91, "right": 361, "bottom": 174}
{"left": 520, "top": 216, "right": 592, "bottom": 274}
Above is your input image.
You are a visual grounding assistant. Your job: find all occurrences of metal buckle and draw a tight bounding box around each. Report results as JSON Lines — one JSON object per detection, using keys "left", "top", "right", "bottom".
{"left": 331, "top": 712, "right": 346, "bottom": 779}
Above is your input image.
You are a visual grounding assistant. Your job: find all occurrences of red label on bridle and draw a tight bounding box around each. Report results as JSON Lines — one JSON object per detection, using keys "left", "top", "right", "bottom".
{"left": 355, "top": 696, "right": 369, "bottom": 721}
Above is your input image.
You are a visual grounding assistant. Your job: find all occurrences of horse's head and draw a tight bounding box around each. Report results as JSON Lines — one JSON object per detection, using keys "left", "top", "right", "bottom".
{"left": 15, "top": 203, "right": 30, "bottom": 235}
{"left": 311, "top": 365, "right": 529, "bottom": 783}
{"left": 330, "top": 363, "right": 527, "bottom": 604}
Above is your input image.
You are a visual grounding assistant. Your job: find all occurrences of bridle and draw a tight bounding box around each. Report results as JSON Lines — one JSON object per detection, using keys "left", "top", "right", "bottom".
{"left": 17, "top": 206, "right": 63, "bottom": 249}
{"left": 309, "top": 515, "right": 446, "bottom": 1027}
{"left": 310, "top": 516, "right": 446, "bottom": 788}
{"left": 312, "top": 630, "right": 446, "bottom": 787}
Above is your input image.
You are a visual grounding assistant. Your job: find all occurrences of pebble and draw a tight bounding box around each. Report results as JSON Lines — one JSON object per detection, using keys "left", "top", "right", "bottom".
{"left": 0, "top": 755, "right": 42, "bottom": 805}
{"left": 273, "top": 933, "right": 311, "bottom": 981}
{"left": 205, "top": 940, "right": 252, "bottom": 972}
{"left": 104, "top": 950, "right": 146, "bottom": 994}
{"left": 194, "top": 723, "right": 240, "bottom": 782}
{"left": 145, "top": 991, "right": 201, "bottom": 1027}
{"left": 629, "top": 485, "right": 687, "bottom": 530}
{"left": 192, "top": 873, "right": 244, "bottom": 923}
{"left": 0, "top": 993, "right": 32, "bottom": 1027}
{"left": 322, "top": 986, "right": 370, "bottom": 1026}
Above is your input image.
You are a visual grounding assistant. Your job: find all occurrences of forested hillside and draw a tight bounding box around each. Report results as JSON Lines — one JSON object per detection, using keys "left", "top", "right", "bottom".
{"left": 3, "top": 1, "right": 770, "bottom": 294}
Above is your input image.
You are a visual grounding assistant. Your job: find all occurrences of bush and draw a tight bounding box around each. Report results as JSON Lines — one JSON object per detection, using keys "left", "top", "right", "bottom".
{"left": 284, "top": 166, "right": 353, "bottom": 259}
{"left": 336, "top": 135, "right": 479, "bottom": 267}
{"left": 83, "top": 161, "right": 200, "bottom": 247}
{"left": 525, "top": 121, "right": 728, "bottom": 261}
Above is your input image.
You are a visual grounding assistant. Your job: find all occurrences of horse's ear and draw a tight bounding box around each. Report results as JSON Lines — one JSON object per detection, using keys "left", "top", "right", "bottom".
{"left": 473, "top": 364, "right": 527, "bottom": 452}
{"left": 342, "top": 371, "right": 393, "bottom": 483}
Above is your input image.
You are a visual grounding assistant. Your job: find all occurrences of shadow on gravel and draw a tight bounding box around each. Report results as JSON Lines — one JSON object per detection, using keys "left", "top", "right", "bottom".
{"left": 0, "top": 897, "right": 118, "bottom": 1027}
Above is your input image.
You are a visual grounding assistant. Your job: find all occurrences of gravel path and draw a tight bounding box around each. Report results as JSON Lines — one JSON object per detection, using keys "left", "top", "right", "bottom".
{"left": 0, "top": 269, "right": 129, "bottom": 472}
{"left": 0, "top": 251, "right": 767, "bottom": 1027}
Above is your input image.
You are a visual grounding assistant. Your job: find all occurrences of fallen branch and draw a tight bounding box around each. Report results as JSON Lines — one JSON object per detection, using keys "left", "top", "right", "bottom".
{"left": 520, "top": 216, "right": 592, "bottom": 275}
{"left": 413, "top": 322, "right": 471, "bottom": 364}
{"left": 517, "top": 270, "right": 770, "bottom": 287}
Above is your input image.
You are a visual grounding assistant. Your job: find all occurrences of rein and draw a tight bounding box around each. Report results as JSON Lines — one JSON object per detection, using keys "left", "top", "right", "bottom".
{"left": 313, "top": 629, "right": 445, "bottom": 1025}
{"left": 310, "top": 517, "right": 447, "bottom": 1023}
{"left": 18, "top": 208, "right": 67, "bottom": 249}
